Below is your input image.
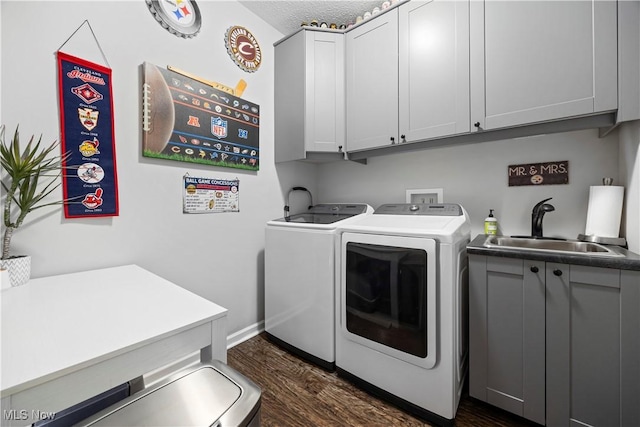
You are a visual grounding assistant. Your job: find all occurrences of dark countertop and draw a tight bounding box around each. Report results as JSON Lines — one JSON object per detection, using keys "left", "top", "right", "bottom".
{"left": 467, "top": 234, "right": 640, "bottom": 271}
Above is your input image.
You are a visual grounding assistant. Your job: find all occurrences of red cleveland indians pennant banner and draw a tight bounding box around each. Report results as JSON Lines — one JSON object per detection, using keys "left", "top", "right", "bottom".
{"left": 57, "top": 52, "right": 119, "bottom": 218}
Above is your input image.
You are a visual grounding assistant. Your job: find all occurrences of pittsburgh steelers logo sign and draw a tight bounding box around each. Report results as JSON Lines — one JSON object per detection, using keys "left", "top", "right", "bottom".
{"left": 145, "top": 0, "right": 202, "bottom": 38}
{"left": 225, "top": 26, "right": 262, "bottom": 73}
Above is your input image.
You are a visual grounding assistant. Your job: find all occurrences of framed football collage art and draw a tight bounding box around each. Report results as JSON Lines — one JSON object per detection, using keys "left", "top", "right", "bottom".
{"left": 142, "top": 62, "right": 260, "bottom": 171}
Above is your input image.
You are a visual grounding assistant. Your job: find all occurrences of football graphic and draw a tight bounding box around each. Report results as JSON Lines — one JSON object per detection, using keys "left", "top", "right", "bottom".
{"left": 142, "top": 63, "right": 175, "bottom": 153}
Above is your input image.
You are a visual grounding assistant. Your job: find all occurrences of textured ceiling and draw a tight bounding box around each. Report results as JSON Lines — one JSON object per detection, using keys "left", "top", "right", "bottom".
{"left": 238, "top": 1, "right": 383, "bottom": 36}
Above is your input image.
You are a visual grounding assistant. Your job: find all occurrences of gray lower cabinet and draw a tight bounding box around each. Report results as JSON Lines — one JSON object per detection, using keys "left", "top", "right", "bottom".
{"left": 469, "top": 256, "right": 545, "bottom": 424}
{"left": 546, "top": 264, "right": 640, "bottom": 427}
{"left": 470, "top": 254, "right": 640, "bottom": 426}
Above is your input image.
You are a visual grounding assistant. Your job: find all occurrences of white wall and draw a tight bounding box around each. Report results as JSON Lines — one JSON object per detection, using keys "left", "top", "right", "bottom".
{"left": 2, "top": 1, "right": 638, "bottom": 342}
{"left": 317, "top": 129, "right": 624, "bottom": 241}
{"left": 0, "top": 0, "right": 317, "bottom": 337}
{"left": 619, "top": 121, "right": 640, "bottom": 253}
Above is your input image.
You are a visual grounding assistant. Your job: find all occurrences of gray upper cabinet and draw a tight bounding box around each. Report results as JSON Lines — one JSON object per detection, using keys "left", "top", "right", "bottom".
{"left": 345, "top": 9, "right": 399, "bottom": 152}
{"left": 470, "top": 0, "right": 618, "bottom": 131}
{"left": 346, "top": 1, "right": 470, "bottom": 153}
{"left": 274, "top": 30, "right": 345, "bottom": 162}
{"left": 347, "top": 0, "right": 619, "bottom": 153}
{"left": 398, "top": 0, "right": 470, "bottom": 142}
{"left": 276, "top": 0, "right": 627, "bottom": 162}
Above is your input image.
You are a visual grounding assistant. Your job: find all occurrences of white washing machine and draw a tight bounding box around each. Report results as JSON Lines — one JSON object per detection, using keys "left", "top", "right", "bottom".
{"left": 335, "top": 203, "right": 471, "bottom": 425}
{"left": 265, "top": 203, "right": 373, "bottom": 370}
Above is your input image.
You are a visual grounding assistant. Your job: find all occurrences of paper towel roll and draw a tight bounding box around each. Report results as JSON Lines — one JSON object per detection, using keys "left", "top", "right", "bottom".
{"left": 585, "top": 185, "right": 624, "bottom": 238}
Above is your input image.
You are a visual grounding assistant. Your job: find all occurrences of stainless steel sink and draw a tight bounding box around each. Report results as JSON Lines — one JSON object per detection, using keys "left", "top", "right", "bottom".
{"left": 483, "top": 236, "right": 624, "bottom": 257}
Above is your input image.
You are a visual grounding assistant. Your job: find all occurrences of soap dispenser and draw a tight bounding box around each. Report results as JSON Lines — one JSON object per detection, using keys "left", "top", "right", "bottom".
{"left": 484, "top": 209, "right": 498, "bottom": 235}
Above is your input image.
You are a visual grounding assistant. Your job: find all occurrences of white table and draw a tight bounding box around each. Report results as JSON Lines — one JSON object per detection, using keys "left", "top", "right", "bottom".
{"left": 1, "top": 265, "right": 227, "bottom": 426}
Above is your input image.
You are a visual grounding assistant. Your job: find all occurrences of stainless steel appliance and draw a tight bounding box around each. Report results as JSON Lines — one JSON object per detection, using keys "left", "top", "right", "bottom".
{"left": 76, "top": 361, "right": 261, "bottom": 426}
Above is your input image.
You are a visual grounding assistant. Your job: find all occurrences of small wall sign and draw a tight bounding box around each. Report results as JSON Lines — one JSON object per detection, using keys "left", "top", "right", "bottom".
{"left": 183, "top": 175, "right": 239, "bottom": 213}
{"left": 145, "top": 0, "right": 202, "bottom": 38}
{"left": 508, "top": 160, "right": 569, "bottom": 186}
{"left": 225, "top": 26, "right": 262, "bottom": 73}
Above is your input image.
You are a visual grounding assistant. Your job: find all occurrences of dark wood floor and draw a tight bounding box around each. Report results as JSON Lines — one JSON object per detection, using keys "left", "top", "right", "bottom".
{"left": 227, "top": 333, "right": 538, "bottom": 427}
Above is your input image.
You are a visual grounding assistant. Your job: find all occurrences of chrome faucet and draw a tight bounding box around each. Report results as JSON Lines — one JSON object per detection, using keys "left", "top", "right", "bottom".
{"left": 531, "top": 198, "right": 555, "bottom": 238}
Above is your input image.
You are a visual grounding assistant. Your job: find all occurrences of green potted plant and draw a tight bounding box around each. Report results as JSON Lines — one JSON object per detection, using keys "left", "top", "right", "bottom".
{"left": 0, "top": 125, "right": 71, "bottom": 287}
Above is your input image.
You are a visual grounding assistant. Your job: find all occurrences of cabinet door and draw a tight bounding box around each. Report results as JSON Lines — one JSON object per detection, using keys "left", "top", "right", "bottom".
{"left": 398, "top": 0, "right": 470, "bottom": 142}
{"left": 305, "top": 31, "right": 345, "bottom": 153}
{"left": 621, "top": 270, "right": 640, "bottom": 427}
{"left": 469, "top": 256, "right": 545, "bottom": 424}
{"left": 275, "top": 31, "right": 306, "bottom": 162}
{"left": 346, "top": 10, "right": 399, "bottom": 152}
{"left": 275, "top": 30, "right": 345, "bottom": 162}
{"left": 546, "top": 264, "right": 622, "bottom": 427}
{"left": 470, "top": 0, "right": 617, "bottom": 131}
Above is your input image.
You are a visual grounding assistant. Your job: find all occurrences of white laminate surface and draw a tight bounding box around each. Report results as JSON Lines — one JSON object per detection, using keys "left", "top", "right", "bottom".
{"left": 1, "top": 264, "right": 227, "bottom": 403}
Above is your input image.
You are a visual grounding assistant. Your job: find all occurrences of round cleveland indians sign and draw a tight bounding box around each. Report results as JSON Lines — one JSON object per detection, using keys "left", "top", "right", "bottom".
{"left": 225, "top": 26, "right": 262, "bottom": 73}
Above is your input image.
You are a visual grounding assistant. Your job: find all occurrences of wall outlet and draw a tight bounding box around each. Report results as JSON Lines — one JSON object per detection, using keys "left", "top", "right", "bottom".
{"left": 406, "top": 188, "right": 444, "bottom": 204}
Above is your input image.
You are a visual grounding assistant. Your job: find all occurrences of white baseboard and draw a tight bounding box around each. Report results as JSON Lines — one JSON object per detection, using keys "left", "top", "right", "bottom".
{"left": 227, "top": 320, "right": 265, "bottom": 349}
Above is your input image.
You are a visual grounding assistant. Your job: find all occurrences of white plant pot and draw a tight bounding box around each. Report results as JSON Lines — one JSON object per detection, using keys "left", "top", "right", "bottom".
{"left": 1, "top": 255, "right": 31, "bottom": 287}
{"left": 1, "top": 268, "right": 10, "bottom": 290}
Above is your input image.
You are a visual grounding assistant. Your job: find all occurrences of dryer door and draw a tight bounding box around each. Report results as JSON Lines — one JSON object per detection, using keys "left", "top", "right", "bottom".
{"left": 340, "top": 232, "right": 437, "bottom": 369}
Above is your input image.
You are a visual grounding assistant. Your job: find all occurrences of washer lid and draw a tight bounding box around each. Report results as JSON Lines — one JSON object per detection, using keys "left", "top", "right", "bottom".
{"left": 338, "top": 203, "right": 471, "bottom": 241}
{"left": 273, "top": 203, "right": 371, "bottom": 224}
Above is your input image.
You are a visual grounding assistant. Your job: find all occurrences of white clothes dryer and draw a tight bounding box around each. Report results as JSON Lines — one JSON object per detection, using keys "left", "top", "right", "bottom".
{"left": 335, "top": 203, "right": 471, "bottom": 425}
{"left": 265, "top": 203, "right": 373, "bottom": 370}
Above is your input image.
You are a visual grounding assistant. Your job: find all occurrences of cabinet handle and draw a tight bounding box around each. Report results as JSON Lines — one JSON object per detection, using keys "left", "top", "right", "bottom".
{"left": 474, "top": 122, "right": 481, "bottom": 128}
{"left": 553, "top": 269, "right": 563, "bottom": 277}
{"left": 530, "top": 266, "right": 539, "bottom": 273}
{"left": 390, "top": 136, "right": 395, "bottom": 144}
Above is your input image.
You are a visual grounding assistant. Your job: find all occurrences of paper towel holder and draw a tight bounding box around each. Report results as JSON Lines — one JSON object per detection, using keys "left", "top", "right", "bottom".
{"left": 578, "top": 177, "right": 627, "bottom": 247}
{"left": 578, "top": 178, "right": 627, "bottom": 248}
